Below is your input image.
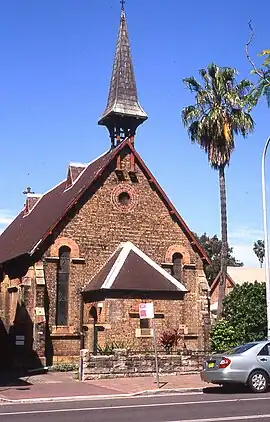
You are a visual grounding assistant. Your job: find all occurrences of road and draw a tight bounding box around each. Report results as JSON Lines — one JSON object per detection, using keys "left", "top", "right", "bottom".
{"left": 1, "top": 390, "right": 270, "bottom": 421}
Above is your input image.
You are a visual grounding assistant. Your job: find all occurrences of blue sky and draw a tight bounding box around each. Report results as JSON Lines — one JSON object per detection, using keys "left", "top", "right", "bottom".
{"left": 0, "top": 0, "right": 269, "bottom": 266}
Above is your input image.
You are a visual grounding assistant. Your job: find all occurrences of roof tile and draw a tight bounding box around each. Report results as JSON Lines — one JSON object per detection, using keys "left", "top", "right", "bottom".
{"left": 0, "top": 146, "right": 121, "bottom": 264}
{"left": 84, "top": 242, "right": 187, "bottom": 293}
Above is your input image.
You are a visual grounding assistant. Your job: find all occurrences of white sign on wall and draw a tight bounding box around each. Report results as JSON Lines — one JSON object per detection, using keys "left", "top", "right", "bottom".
{"left": 139, "top": 303, "right": 154, "bottom": 319}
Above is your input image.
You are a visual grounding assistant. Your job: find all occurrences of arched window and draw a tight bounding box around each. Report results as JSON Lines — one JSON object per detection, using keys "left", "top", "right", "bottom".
{"left": 89, "top": 306, "right": 97, "bottom": 323}
{"left": 56, "top": 246, "right": 71, "bottom": 326}
{"left": 172, "top": 252, "right": 182, "bottom": 281}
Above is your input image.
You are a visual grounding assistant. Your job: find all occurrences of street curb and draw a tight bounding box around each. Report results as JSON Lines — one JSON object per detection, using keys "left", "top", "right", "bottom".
{"left": 0, "top": 387, "right": 204, "bottom": 405}
{"left": 133, "top": 387, "right": 204, "bottom": 396}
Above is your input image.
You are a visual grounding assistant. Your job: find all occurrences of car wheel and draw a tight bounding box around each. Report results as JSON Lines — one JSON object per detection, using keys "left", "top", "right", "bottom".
{"left": 248, "top": 370, "right": 268, "bottom": 393}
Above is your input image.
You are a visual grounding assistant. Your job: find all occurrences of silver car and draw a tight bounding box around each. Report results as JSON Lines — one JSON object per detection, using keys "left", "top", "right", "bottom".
{"left": 201, "top": 340, "right": 270, "bottom": 393}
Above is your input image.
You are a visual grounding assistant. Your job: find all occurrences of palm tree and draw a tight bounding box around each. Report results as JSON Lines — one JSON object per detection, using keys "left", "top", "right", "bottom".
{"left": 182, "top": 64, "right": 254, "bottom": 318}
{"left": 253, "top": 240, "right": 265, "bottom": 268}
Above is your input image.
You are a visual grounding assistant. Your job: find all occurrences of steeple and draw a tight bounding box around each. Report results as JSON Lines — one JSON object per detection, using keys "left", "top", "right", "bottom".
{"left": 98, "top": 2, "right": 148, "bottom": 148}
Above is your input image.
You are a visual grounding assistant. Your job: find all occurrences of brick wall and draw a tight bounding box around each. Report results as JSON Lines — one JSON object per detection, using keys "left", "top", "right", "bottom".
{"left": 0, "top": 146, "right": 210, "bottom": 365}
{"left": 43, "top": 147, "right": 210, "bottom": 359}
{"left": 88, "top": 297, "right": 186, "bottom": 351}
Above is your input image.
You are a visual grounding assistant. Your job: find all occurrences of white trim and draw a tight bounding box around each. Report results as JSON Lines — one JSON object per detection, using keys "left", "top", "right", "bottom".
{"left": 81, "top": 246, "right": 120, "bottom": 291}
{"left": 100, "top": 241, "right": 187, "bottom": 292}
{"left": 64, "top": 148, "right": 111, "bottom": 193}
{"left": 23, "top": 194, "right": 45, "bottom": 218}
{"left": 42, "top": 179, "right": 66, "bottom": 196}
{"left": 30, "top": 238, "right": 43, "bottom": 256}
{"left": 69, "top": 162, "right": 88, "bottom": 168}
{"left": 26, "top": 193, "right": 43, "bottom": 198}
{"left": 101, "top": 244, "right": 131, "bottom": 289}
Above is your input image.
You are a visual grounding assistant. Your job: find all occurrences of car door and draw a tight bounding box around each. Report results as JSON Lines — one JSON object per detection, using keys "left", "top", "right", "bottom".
{"left": 256, "top": 344, "right": 270, "bottom": 375}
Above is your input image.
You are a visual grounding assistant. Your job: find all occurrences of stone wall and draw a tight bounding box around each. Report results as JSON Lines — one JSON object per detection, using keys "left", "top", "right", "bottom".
{"left": 82, "top": 349, "right": 205, "bottom": 380}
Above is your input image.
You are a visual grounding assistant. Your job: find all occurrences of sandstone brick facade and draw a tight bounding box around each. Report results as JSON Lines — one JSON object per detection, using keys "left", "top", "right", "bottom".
{"left": 43, "top": 148, "right": 209, "bottom": 361}
{"left": 0, "top": 146, "right": 210, "bottom": 366}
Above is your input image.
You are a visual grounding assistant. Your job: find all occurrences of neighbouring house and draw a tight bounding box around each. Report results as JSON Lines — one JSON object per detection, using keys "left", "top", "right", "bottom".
{"left": 210, "top": 266, "right": 266, "bottom": 315}
{"left": 0, "top": 6, "right": 210, "bottom": 368}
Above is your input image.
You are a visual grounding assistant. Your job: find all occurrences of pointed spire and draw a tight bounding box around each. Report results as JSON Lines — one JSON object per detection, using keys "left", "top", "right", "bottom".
{"left": 98, "top": 3, "right": 148, "bottom": 147}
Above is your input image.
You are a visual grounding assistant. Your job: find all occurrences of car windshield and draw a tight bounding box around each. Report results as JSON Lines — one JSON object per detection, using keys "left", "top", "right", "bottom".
{"left": 226, "top": 343, "right": 259, "bottom": 355}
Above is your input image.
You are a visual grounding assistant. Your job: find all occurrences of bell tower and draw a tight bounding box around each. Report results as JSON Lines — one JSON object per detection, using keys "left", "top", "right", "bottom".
{"left": 98, "top": 1, "right": 148, "bottom": 148}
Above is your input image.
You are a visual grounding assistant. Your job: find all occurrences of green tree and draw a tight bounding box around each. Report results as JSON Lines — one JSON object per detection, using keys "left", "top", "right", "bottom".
{"left": 195, "top": 233, "right": 243, "bottom": 285}
{"left": 251, "top": 50, "right": 270, "bottom": 107}
{"left": 246, "top": 22, "right": 270, "bottom": 108}
{"left": 253, "top": 240, "right": 265, "bottom": 268}
{"left": 182, "top": 64, "right": 254, "bottom": 318}
{"left": 211, "top": 282, "right": 267, "bottom": 352}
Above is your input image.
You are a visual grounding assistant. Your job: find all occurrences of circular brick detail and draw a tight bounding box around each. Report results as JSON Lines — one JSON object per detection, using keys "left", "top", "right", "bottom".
{"left": 165, "top": 245, "right": 190, "bottom": 265}
{"left": 50, "top": 237, "right": 80, "bottom": 258}
{"left": 111, "top": 184, "right": 138, "bottom": 212}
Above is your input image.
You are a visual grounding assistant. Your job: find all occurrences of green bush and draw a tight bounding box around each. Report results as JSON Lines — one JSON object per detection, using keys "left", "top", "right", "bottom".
{"left": 211, "top": 282, "right": 267, "bottom": 352}
{"left": 211, "top": 319, "right": 238, "bottom": 352}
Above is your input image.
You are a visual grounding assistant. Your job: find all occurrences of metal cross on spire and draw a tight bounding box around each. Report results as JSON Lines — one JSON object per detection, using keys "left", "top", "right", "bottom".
{"left": 120, "top": 0, "right": 125, "bottom": 10}
{"left": 23, "top": 187, "right": 35, "bottom": 195}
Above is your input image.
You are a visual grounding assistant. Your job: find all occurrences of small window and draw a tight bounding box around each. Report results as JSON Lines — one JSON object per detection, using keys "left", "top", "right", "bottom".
{"left": 118, "top": 191, "right": 131, "bottom": 206}
{"left": 137, "top": 318, "right": 153, "bottom": 337}
{"left": 258, "top": 344, "right": 270, "bottom": 356}
{"left": 140, "top": 319, "right": 151, "bottom": 329}
{"left": 227, "top": 343, "right": 258, "bottom": 355}
{"left": 172, "top": 252, "right": 182, "bottom": 281}
{"left": 56, "top": 246, "right": 71, "bottom": 326}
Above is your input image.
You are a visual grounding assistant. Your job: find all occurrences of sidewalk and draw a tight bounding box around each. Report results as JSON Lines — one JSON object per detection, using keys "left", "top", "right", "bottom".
{"left": 0, "top": 371, "right": 208, "bottom": 403}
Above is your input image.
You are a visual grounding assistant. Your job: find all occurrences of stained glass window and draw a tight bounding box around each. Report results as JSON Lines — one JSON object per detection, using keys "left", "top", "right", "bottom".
{"left": 172, "top": 252, "right": 182, "bottom": 281}
{"left": 56, "top": 246, "right": 70, "bottom": 326}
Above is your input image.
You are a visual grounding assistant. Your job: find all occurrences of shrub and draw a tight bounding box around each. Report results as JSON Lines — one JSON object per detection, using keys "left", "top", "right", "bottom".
{"left": 211, "top": 282, "right": 267, "bottom": 352}
{"left": 159, "top": 328, "right": 181, "bottom": 354}
{"left": 222, "top": 282, "right": 267, "bottom": 343}
{"left": 210, "top": 319, "right": 238, "bottom": 353}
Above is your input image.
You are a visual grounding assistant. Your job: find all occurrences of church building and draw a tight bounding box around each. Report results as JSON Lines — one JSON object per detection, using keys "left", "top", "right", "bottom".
{"left": 0, "top": 4, "right": 210, "bottom": 367}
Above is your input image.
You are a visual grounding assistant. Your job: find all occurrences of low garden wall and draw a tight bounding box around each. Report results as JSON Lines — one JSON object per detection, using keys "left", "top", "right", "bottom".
{"left": 81, "top": 349, "right": 205, "bottom": 380}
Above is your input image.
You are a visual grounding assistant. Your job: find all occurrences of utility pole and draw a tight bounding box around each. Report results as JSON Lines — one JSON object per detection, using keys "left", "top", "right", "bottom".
{"left": 262, "top": 136, "right": 270, "bottom": 340}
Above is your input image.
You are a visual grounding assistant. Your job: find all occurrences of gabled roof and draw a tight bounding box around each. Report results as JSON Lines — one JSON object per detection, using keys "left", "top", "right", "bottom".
{"left": 210, "top": 270, "right": 235, "bottom": 295}
{"left": 0, "top": 140, "right": 209, "bottom": 265}
{"left": 84, "top": 241, "right": 187, "bottom": 293}
{"left": 66, "top": 163, "right": 88, "bottom": 189}
{"left": 0, "top": 144, "right": 122, "bottom": 264}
